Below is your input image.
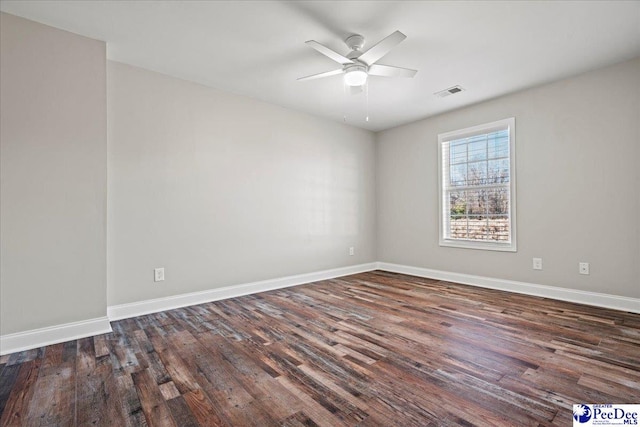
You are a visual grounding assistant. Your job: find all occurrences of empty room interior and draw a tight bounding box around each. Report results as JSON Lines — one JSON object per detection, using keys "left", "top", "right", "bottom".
{"left": 1, "top": 1, "right": 639, "bottom": 426}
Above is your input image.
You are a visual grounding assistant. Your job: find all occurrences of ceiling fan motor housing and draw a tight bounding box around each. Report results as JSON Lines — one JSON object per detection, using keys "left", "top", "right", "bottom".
{"left": 344, "top": 63, "right": 368, "bottom": 74}
{"left": 345, "top": 34, "right": 365, "bottom": 51}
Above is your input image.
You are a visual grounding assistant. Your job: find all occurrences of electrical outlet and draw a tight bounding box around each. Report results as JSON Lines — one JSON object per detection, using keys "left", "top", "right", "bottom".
{"left": 154, "top": 267, "right": 165, "bottom": 282}
{"left": 349, "top": 246, "right": 355, "bottom": 256}
{"left": 532, "top": 258, "right": 543, "bottom": 270}
{"left": 579, "top": 262, "right": 590, "bottom": 275}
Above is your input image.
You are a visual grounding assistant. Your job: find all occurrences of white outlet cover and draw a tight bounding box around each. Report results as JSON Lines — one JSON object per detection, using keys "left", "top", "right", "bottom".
{"left": 532, "top": 258, "right": 543, "bottom": 270}
{"left": 154, "top": 267, "right": 165, "bottom": 282}
{"left": 579, "top": 262, "right": 590, "bottom": 275}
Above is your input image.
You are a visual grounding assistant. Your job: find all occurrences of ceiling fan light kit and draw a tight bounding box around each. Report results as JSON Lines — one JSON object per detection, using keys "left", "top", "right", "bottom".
{"left": 344, "top": 65, "right": 368, "bottom": 86}
{"left": 298, "top": 30, "right": 417, "bottom": 89}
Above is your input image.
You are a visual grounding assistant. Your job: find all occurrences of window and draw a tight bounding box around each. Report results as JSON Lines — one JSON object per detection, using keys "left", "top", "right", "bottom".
{"left": 438, "top": 118, "right": 516, "bottom": 251}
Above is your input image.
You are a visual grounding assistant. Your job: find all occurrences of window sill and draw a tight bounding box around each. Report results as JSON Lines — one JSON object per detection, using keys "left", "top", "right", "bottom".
{"left": 439, "top": 239, "right": 517, "bottom": 252}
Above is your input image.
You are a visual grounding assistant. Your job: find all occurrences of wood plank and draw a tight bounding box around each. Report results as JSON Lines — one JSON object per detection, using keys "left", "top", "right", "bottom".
{"left": 114, "top": 369, "right": 147, "bottom": 426}
{"left": 75, "top": 342, "right": 117, "bottom": 427}
{"left": 181, "top": 389, "right": 225, "bottom": 426}
{"left": 0, "top": 364, "right": 20, "bottom": 416}
{"left": 131, "top": 368, "right": 177, "bottom": 427}
{"left": 93, "top": 334, "right": 111, "bottom": 358}
{"left": 0, "top": 359, "right": 41, "bottom": 426}
{"left": 24, "top": 361, "right": 76, "bottom": 426}
{"left": 158, "top": 381, "right": 180, "bottom": 401}
{"left": 101, "top": 369, "right": 131, "bottom": 427}
{"left": 165, "top": 395, "right": 199, "bottom": 427}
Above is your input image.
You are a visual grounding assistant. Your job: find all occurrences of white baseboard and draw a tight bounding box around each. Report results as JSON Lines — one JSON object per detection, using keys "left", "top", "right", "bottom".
{"left": 0, "top": 316, "right": 113, "bottom": 356}
{"left": 107, "top": 262, "right": 378, "bottom": 321}
{"left": 376, "top": 262, "right": 640, "bottom": 314}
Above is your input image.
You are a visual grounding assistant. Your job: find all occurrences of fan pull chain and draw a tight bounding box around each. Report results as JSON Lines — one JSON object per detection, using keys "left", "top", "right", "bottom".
{"left": 365, "top": 81, "right": 370, "bottom": 122}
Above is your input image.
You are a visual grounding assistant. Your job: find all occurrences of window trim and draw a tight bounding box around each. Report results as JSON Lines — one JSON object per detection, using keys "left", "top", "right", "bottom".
{"left": 437, "top": 117, "right": 517, "bottom": 252}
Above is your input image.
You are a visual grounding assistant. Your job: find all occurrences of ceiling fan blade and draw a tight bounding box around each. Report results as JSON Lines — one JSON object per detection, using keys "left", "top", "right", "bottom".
{"left": 297, "top": 68, "right": 344, "bottom": 81}
{"left": 305, "top": 40, "right": 354, "bottom": 65}
{"left": 368, "top": 64, "right": 417, "bottom": 78}
{"left": 358, "top": 30, "right": 407, "bottom": 66}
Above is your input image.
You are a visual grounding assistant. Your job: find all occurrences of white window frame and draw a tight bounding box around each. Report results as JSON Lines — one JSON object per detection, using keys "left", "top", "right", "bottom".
{"left": 438, "top": 117, "right": 517, "bottom": 251}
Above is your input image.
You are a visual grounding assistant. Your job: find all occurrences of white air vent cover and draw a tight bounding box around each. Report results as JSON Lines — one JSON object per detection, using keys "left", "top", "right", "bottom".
{"left": 435, "top": 85, "right": 465, "bottom": 98}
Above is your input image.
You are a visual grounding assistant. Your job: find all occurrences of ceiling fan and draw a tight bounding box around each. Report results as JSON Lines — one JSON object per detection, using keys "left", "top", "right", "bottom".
{"left": 298, "top": 30, "right": 417, "bottom": 88}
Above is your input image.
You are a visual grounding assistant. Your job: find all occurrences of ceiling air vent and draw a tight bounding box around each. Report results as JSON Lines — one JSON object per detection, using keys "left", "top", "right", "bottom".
{"left": 435, "top": 85, "right": 465, "bottom": 98}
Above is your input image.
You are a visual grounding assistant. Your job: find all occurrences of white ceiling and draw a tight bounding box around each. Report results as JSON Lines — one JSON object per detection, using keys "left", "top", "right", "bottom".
{"left": 2, "top": 1, "right": 639, "bottom": 131}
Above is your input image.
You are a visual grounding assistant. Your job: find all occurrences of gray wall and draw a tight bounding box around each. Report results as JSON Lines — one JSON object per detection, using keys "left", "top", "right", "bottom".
{"left": 107, "top": 61, "right": 376, "bottom": 306}
{"left": 377, "top": 58, "right": 640, "bottom": 298}
{"left": 0, "top": 13, "right": 107, "bottom": 334}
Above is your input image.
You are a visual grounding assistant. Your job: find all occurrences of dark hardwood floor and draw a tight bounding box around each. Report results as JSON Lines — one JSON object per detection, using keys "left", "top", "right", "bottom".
{"left": 1, "top": 271, "right": 639, "bottom": 426}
